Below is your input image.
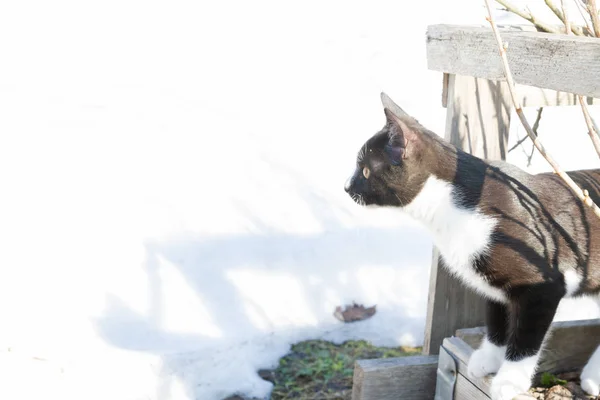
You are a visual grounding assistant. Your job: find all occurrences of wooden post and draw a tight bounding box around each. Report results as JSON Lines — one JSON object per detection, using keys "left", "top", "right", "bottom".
{"left": 423, "top": 74, "right": 512, "bottom": 355}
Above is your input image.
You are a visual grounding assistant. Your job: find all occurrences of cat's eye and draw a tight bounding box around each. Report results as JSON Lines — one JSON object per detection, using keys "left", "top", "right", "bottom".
{"left": 363, "top": 167, "right": 370, "bottom": 179}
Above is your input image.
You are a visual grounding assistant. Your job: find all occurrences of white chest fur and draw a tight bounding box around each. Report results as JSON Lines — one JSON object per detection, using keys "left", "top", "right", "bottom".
{"left": 403, "top": 176, "right": 506, "bottom": 303}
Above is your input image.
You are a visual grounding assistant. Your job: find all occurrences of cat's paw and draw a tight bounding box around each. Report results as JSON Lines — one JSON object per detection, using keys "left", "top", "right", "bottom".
{"left": 581, "top": 378, "right": 600, "bottom": 396}
{"left": 581, "top": 347, "right": 600, "bottom": 396}
{"left": 467, "top": 338, "right": 506, "bottom": 378}
{"left": 490, "top": 358, "right": 535, "bottom": 400}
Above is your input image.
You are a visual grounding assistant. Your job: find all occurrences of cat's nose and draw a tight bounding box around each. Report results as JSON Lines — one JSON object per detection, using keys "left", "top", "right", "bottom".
{"left": 344, "top": 177, "right": 352, "bottom": 193}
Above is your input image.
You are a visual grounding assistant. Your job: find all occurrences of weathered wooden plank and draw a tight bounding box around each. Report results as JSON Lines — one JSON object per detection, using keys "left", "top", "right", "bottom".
{"left": 352, "top": 355, "right": 438, "bottom": 400}
{"left": 354, "top": 319, "right": 600, "bottom": 400}
{"left": 442, "top": 336, "right": 492, "bottom": 395}
{"left": 427, "top": 24, "right": 600, "bottom": 98}
{"left": 437, "top": 341, "right": 489, "bottom": 400}
{"left": 516, "top": 85, "right": 598, "bottom": 107}
{"left": 455, "top": 374, "right": 490, "bottom": 400}
{"left": 424, "top": 73, "right": 511, "bottom": 355}
{"left": 538, "top": 319, "right": 600, "bottom": 374}
{"left": 435, "top": 346, "right": 457, "bottom": 400}
{"left": 455, "top": 326, "right": 485, "bottom": 350}
{"left": 441, "top": 82, "right": 598, "bottom": 108}
{"left": 445, "top": 322, "right": 600, "bottom": 398}
{"left": 455, "top": 319, "right": 600, "bottom": 376}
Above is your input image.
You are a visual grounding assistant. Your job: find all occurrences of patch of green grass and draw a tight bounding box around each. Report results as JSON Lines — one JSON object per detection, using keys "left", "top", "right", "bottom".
{"left": 540, "top": 372, "right": 567, "bottom": 388}
{"left": 262, "top": 340, "right": 421, "bottom": 400}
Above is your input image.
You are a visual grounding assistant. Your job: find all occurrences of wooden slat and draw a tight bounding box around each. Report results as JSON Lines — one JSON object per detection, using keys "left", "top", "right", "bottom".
{"left": 424, "top": 73, "right": 511, "bottom": 355}
{"left": 441, "top": 82, "right": 599, "bottom": 108}
{"left": 536, "top": 319, "right": 600, "bottom": 374}
{"left": 442, "top": 336, "right": 492, "bottom": 395}
{"left": 455, "top": 319, "right": 600, "bottom": 376}
{"left": 455, "top": 326, "right": 485, "bottom": 350}
{"left": 455, "top": 374, "right": 490, "bottom": 400}
{"left": 435, "top": 346, "right": 457, "bottom": 400}
{"left": 516, "top": 85, "right": 598, "bottom": 107}
{"left": 427, "top": 24, "right": 600, "bottom": 98}
{"left": 352, "top": 355, "right": 438, "bottom": 400}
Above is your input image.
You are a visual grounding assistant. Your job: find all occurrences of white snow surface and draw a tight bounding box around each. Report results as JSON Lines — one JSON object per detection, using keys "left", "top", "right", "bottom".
{"left": 0, "top": 1, "right": 599, "bottom": 399}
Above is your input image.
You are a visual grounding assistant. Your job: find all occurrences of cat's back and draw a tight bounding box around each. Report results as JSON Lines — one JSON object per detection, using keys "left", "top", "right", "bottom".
{"left": 481, "top": 162, "right": 600, "bottom": 288}
{"left": 484, "top": 161, "right": 600, "bottom": 217}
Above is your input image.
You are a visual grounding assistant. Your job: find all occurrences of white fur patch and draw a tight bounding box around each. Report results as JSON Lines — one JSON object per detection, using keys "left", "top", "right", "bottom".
{"left": 581, "top": 345, "right": 600, "bottom": 396}
{"left": 491, "top": 355, "right": 538, "bottom": 400}
{"left": 563, "top": 268, "right": 582, "bottom": 297}
{"left": 468, "top": 337, "right": 506, "bottom": 378}
{"left": 403, "top": 176, "right": 506, "bottom": 303}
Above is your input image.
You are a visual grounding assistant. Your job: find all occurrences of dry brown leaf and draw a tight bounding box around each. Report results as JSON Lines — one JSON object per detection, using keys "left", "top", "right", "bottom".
{"left": 333, "top": 303, "right": 376, "bottom": 323}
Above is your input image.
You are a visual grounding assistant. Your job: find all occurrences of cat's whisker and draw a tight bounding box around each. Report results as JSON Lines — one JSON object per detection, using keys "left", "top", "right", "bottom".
{"left": 394, "top": 194, "right": 404, "bottom": 207}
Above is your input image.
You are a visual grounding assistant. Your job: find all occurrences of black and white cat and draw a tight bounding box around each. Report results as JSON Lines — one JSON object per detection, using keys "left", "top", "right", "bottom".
{"left": 345, "top": 93, "right": 600, "bottom": 400}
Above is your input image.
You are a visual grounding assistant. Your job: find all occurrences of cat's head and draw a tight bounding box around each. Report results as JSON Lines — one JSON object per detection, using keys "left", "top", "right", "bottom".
{"left": 344, "top": 93, "right": 433, "bottom": 207}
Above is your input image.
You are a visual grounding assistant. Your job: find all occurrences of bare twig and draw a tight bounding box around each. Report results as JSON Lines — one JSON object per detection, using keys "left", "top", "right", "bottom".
{"left": 592, "top": 115, "right": 600, "bottom": 135}
{"left": 495, "top": 0, "right": 562, "bottom": 33}
{"left": 508, "top": 107, "right": 543, "bottom": 153}
{"left": 528, "top": 108, "right": 544, "bottom": 166}
{"left": 484, "top": 0, "right": 600, "bottom": 217}
{"left": 528, "top": 139, "right": 536, "bottom": 167}
{"left": 579, "top": 96, "right": 600, "bottom": 158}
{"left": 560, "top": 0, "right": 571, "bottom": 35}
{"left": 544, "top": 0, "right": 585, "bottom": 34}
{"left": 587, "top": 0, "right": 600, "bottom": 37}
{"left": 575, "top": 0, "right": 595, "bottom": 34}
{"left": 561, "top": 1, "right": 600, "bottom": 160}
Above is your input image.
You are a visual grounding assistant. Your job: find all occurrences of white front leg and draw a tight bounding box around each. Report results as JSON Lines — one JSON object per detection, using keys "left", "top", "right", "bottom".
{"left": 581, "top": 344, "right": 600, "bottom": 396}
{"left": 468, "top": 337, "right": 506, "bottom": 378}
{"left": 490, "top": 355, "right": 538, "bottom": 400}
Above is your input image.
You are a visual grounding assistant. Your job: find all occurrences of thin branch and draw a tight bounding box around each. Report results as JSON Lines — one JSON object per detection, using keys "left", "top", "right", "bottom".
{"left": 508, "top": 107, "right": 543, "bottom": 153}
{"left": 562, "top": 1, "right": 600, "bottom": 160}
{"left": 484, "top": 0, "right": 600, "bottom": 217}
{"left": 527, "top": 138, "right": 536, "bottom": 167}
{"left": 495, "top": 0, "right": 562, "bottom": 33}
{"left": 544, "top": 0, "right": 585, "bottom": 35}
{"left": 528, "top": 108, "right": 544, "bottom": 166}
{"left": 560, "top": 0, "right": 571, "bottom": 34}
{"left": 579, "top": 96, "right": 600, "bottom": 158}
{"left": 575, "top": 0, "right": 595, "bottom": 34}
{"left": 592, "top": 114, "right": 600, "bottom": 135}
{"left": 587, "top": 0, "right": 600, "bottom": 37}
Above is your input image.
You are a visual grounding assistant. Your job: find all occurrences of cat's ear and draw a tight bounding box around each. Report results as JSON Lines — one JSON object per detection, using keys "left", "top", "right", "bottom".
{"left": 380, "top": 92, "right": 410, "bottom": 119}
{"left": 381, "top": 92, "right": 420, "bottom": 124}
{"left": 384, "top": 108, "right": 418, "bottom": 163}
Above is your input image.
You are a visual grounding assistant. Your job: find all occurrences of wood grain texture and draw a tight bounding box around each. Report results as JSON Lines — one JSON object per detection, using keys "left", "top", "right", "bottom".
{"left": 352, "top": 355, "right": 438, "bottom": 400}
{"left": 442, "top": 336, "right": 492, "bottom": 395}
{"left": 454, "top": 374, "right": 490, "bottom": 400}
{"left": 455, "top": 319, "right": 600, "bottom": 375}
{"left": 441, "top": 83, "right": 598, "bottom": 108}
{"left": 427, "top": 24, "right": 600, "bottom": 98}
{"left": 446, "top": 319, "right": 600, "bottom": 399}
{"left": 354, "top": 319, "right": 600, "bottom": 400}
{"left": 535, "top": 319, "right": 600, "bottom": 374}
{"left": 516, "top": 85, "right": 598, "bottom": 107}
{"left": 435, "top": 346, "right": 457, "bottom": 400}
{"left": 455, "top": 326, "right": 485, "bottom": 350}
{"left": 424, "top": 73, "right": 511, "bottom": 355}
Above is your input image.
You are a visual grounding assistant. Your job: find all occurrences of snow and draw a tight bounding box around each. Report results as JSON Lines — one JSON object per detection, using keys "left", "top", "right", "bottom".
{"left": 0, "top": 1, "right": 599, "bottom": 399}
